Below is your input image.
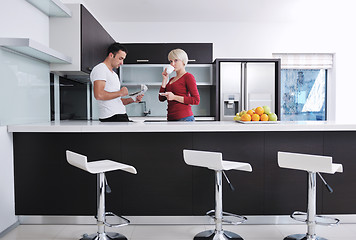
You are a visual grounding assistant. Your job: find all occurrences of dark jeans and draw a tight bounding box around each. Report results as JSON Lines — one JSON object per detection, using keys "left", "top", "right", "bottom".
{"left": 99, "top": 114, "right": 130, "bottom": 122}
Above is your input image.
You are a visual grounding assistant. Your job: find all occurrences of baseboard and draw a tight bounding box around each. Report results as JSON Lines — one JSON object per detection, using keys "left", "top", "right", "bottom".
{"left": 0, "top": 220, "right": 20, "bottom": 238}
{"left": 18, "top": 214, "right": 356, "bottom": 225}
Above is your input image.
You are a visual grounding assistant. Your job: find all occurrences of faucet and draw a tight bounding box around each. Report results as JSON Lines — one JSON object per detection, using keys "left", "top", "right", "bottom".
{"left": 140, "top": 101, "right": 151, "bottom": 116}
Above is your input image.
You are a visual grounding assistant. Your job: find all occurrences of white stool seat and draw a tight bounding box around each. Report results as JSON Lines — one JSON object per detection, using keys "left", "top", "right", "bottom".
{"left": 222, "top": 160, "right": 252, "bottom": 172}
{"left": 66, "top": 150, "right": 137, "bottom": 174}
{"left": 183, "top": 149, "right": 252, "bottom": 240}
{"left": 183, "top": 149, "right": 252, "bottom": 172}
{"left": 278, "top": 151, "right": 343, "bottom": 174}
{"left": 277, "top": 151, "right": 343, "bottom": 240}
{"left": 66, "top": 150, "right": 136, "bottom": 240}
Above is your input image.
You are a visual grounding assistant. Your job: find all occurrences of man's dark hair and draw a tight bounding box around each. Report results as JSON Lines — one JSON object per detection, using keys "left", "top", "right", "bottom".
{"left": 107, "top": 43, "right": 128, "bottom": 57}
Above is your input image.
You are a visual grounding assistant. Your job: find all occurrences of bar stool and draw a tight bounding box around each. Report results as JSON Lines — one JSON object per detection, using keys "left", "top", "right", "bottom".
{"left": 278, "top": 151, "right": 343, "bottom": 240}
{"left": 183, "top": 149, "right": 252, "bottom": 240}
{"left": 66, "top": 150, "right": 137, "bottom": 240}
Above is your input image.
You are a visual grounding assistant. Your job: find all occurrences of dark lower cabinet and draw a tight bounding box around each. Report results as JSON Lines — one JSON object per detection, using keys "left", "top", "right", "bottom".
{"left": 264, "top": 132, "right": 324, "bottom": 215}
{"left": 192, "top": 132, "right": 264, "bottom": 215}
{"left": 13, "top": 133, "right": 97, "bottom": 215}
{"left": 120, "top": 132, "right": 193, "bottom": 215}
{"left": 323, "top": 132, "right": 356, "bottom": 214}
{"left": 12, "top": 131, "right": 356, "bottom": 216}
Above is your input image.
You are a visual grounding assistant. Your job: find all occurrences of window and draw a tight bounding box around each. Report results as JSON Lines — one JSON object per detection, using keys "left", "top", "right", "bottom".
{"left": 273, "top": 53, "right": 333, "bottom": 121}
{"left": 281, "top": 69, "right": 326, "bottom": 121}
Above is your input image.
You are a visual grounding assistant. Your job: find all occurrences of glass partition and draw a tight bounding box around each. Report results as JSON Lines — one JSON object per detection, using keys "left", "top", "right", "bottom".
{"left": 0, "top": 49, "right": 50, "bottom": 125}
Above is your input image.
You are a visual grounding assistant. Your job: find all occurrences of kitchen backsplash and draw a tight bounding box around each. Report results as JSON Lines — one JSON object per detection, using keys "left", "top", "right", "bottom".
{"left": 91, "top": 85, "right": 212, "bottom": 119}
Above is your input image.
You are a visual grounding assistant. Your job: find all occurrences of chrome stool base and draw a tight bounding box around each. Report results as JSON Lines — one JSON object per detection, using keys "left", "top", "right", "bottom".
{"left": 81, "top": 232, "right": 127, "bottom": 240}
{"left": 284, "top": 234, "right": 328, "bottom": 240}
{"left": 194, "top": 230, "right": 243, "bottom": 240}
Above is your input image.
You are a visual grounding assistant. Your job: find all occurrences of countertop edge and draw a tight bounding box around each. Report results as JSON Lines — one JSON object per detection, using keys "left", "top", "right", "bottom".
{"left": 7, "top": 120, "right": 356, "bottom": 133}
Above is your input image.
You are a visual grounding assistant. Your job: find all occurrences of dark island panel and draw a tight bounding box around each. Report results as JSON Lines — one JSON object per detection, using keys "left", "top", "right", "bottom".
{"left": 13, "top": 133, "right": 99, "bottom": 215}
{"left": 323, "top": 131, "right": 356, "bottom": 214}
{"left": 120, "top": 132, "right": 194, "bottom": 215}
{"left": 12, "top": 131, "right": 356, "bottom": 216}
{"left": 192, "top": 132, "right": 265, "bottom": 215}
{"left": 264, "top": 131, "right": 324, "bottom": 215}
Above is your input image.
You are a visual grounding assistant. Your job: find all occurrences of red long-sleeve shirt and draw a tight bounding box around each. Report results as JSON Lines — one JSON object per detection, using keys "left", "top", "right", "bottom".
{"left": 159, "top": 72, "right": 200, "bottom": 121}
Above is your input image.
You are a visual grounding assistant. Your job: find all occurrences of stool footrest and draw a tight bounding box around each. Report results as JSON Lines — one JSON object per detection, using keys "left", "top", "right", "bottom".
{"left": 291, "top": 211, "right": 340, "bottom": 226}
{"left": 206, "top": 210, "right": 247, "bottom": 225}
{"left": 96, "top": 212, "right": 130, "bottom": 228}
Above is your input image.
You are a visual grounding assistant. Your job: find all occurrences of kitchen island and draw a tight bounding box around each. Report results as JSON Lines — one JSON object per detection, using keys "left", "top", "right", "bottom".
{"left": 8, "top": 120, "right": 356, "bottom": 223}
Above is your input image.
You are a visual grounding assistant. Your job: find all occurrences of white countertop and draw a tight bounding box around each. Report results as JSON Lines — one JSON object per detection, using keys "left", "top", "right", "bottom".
{"left": 7, "top": 120, "right": 356, "bottom": 133}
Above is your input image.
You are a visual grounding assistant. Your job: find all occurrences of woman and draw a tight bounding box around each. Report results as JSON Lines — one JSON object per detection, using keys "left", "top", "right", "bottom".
{"left": 159, "top": 49, "right": 200, "bottom": 121}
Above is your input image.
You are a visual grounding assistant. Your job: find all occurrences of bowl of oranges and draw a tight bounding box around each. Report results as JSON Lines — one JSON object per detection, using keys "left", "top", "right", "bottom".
{"left": 233, "top": 106, "right": 278, "bottom": 123}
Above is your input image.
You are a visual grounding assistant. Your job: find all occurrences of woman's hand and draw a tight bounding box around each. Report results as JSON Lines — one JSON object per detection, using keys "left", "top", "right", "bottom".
{"left": 160, "top": 92, "right": 175, "bottom": 101}
{"left": 162, "top": 69, "right": 168, "bottom": 88}
{"left": 160, "top": 92, "right": 184, "bottom": 103}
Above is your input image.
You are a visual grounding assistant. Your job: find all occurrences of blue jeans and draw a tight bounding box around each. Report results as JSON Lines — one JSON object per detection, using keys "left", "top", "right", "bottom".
{"left": 177, "top": 115, "right": 195, "bottom": 122}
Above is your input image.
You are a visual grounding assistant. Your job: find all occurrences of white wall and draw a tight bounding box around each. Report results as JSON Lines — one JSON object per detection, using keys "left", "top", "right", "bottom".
{"left": 0, "top": 0, "right": 52, "bottom": 233}
{"left": 103, "top": 1, "right": 356, "bottom": 120}
{"left": 0, "top": 127, "right": 17, "bottom": 233}
{"left": 0, "top": 0, "right": 49, "bottom": 45}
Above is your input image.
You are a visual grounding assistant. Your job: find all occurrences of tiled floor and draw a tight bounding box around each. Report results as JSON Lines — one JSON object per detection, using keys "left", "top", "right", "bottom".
{"left": 1, "top": 223, "right": 356, "bottom": 240}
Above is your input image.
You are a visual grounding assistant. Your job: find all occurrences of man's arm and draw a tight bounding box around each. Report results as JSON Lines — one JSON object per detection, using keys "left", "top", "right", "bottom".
{"left": 93, "top": 80, "right": 128, "bottom": 100}
{"left": 121, "top": 94, "right": 144, "bottom": 105}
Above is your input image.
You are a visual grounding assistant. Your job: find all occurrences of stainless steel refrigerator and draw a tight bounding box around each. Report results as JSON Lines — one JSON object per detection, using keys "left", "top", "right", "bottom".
{"left": 213, "top": 59, "right": 281, "bottom": 121}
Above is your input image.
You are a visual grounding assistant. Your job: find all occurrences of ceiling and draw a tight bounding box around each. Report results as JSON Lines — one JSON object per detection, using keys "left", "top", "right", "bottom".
{"left": 62, "top": 0, "right": 308, "bottom": 23}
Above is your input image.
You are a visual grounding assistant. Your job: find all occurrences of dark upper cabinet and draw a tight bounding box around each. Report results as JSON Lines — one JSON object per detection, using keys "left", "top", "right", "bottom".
{"left": 122, "top": 43, "right": 213, "bottom": 64}
{"left": 122, "top": 43, "right": 167, "bottom": 64}
{"left": 81, "top": 5, "right": 115, "bottom": 73}
{"left": 165, "top": 43, "right": 213, "bottom": 64}
{"left": 50, "top": 4, "right": 115, "bottom": 75}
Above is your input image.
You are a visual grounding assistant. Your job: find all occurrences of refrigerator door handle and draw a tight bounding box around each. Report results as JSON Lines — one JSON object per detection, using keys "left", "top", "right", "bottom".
{"left": 242, "top": 63, "right": 248, "bottom": 111}
{"left": 240, "top": 63, "right": 244, "bottom": 111}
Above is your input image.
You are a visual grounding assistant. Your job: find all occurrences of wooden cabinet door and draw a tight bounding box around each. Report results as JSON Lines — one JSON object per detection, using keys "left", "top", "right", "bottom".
{"left": 81, "top": 5, "right": 115, "bottom": 73}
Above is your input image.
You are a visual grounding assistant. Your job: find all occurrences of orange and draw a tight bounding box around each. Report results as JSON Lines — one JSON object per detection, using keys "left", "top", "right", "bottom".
{"left": 251, "top": 114, "right": 260, "bottom": 121}
{"left": 240, "top": 114, "right": 251, "bottom": 121}
{"left": 247, "top": 109, "right": 255, "bottom": 116}
{"left": 255, "top": 106, "right": 264, "bottom": 115}
{"left": 260, "top": 114, "right": 269, "bottom": 121}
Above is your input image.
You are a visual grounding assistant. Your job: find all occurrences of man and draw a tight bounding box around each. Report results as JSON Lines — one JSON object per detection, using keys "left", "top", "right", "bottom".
{"left": 90, "top": 43, "right": 143, "bottom": 122}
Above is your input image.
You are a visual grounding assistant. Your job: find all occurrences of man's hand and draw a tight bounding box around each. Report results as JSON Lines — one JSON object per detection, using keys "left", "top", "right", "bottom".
{"left": 131, "top": 94, "right": 144, "bottom": 103}
{"left": 119, "top": 87, "right": 128, "bottom": 97}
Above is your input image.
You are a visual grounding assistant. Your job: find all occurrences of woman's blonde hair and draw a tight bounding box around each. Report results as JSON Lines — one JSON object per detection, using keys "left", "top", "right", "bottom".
{"left": 168, "top": 49, "right": 189, "bottom": 65}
